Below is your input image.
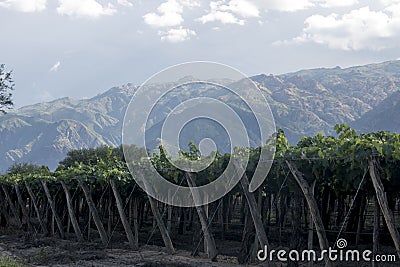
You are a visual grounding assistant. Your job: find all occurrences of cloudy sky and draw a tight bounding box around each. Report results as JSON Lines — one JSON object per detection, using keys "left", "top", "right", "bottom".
{"left": 1, "top": 0, "right": 400, "bottom": 107}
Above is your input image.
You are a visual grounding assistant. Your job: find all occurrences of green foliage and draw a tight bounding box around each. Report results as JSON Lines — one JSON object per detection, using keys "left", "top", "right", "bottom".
{"left": 334, "top": 124, "right": 356, "bottom": 139}
{"left": 0, "top": 257, "right": 22, "bottom": 267}
{"left": 59, "top": 146, "right": 123, "bottom": 167}
{"left": 7, "top": 163, "right": 42, "bottom": 175}
{"left": 2, "top": 124, "right": 400, "bottom": 203}
{"left": 179, "top": 141, "right": 201, "bottom": 160}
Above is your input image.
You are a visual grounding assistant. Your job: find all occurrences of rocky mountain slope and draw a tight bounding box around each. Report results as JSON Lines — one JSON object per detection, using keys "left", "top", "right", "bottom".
{"left": 0, "top": 84, "right": 136, "bottom": 171}
{"left": 1, "top": 61, "right": 400, "bottom": 171}
{"left": 352, "top": 90, "right": 400, "bottom": 133}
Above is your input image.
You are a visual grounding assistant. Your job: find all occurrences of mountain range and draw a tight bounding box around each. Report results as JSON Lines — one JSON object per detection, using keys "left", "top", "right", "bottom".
{"left": 1, "top": 61, "right": 400, "bottom": 172}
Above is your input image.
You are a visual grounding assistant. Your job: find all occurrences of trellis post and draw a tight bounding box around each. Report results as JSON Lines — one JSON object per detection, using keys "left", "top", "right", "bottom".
{"left": 368, "top": 157, "right": 400, "bottom": 258}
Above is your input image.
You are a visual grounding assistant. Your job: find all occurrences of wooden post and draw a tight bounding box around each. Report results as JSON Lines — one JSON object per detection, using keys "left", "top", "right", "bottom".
{"left": 203, "top": 195, "right": 209, "bottom": 255}
{"left": 234, "top": 162, "right": 269, "bottom": 249}
{"left": 109, "top": 178, "right": 137, "bottom": 249}
{"left": 238, "top": 203, "right": 255, "bottom": 264}
{"left": 51, "top": 214, "right": 55, "bottom": 236}
{"left": 308, "top": 180, "right": 316, "bottom": 267}
{"left": 1, "top": 184, "right": 22, "bottom": 228}
{"left": 67, "top": 215, "right": 71, "bottom": 234}
{"left": 252, "top": 188, "right": 263, "bottom": 261}
{"left": 167, "top": 191, "right": 172, "bottom": 235}
{"left": 60, "top": 180, "right": 84, "bottom": 242}
{"left": 107, "top": 192, "right": 112, "bottom": 237}
{"left": 138, "top": 170, "right": 175, "bottom": 254}
{"left": 87, "top": 210, "right": 91, "bottom": 240}
{"left": 77, "top": 177, "right": 108, "bottom": 246}
{"left": 372, "top": 196, "right": 380, "bottom": 267}
{"left": 288, "top": 189, "right": 302, "bottom": 267}
{"left": 219, "top": 198, "right": 224, "bottom": 240}
{"left": 41, "top": 180, "right": 65, "bottom": 239}
{"left": 0, "top": 192, "right": 10, "bottom": 226}
{"left": 14, "top": 184, "right": 32, "bottom": 230}
{"left": 133, "top": 198, "right": 139, "bottom": 248}
{"left": 356, "top": 196, "right": 366, "bottom": 246}
{"left": 224, "top": 195, "right": 230, "bottom": 232}
{"left": 185, "top": 172, "right": 218, "bottom": 260}
{"left": 128, "top": 198, "right": 133, "bottom": 225}
{"left": 286, "top": 160, "right": 334, "bottom": 267}
{"left": 368, "top": 157, "right": 400, "bottom": 258}
{"left": 44, "top": 201, "right": 49, "bottom": 232}
{"left": 147, "top": 195, "right": 175, "bottom": 254}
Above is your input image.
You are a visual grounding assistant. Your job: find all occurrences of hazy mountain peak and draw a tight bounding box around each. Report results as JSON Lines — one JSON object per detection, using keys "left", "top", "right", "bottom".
{"left": 2, "top": 61, "right": 400, "bottom": 172}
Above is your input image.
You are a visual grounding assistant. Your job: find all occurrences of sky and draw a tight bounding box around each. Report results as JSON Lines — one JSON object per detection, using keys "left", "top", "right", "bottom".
{"left": 1, "top": 0, "right": 400, "bottom": 107}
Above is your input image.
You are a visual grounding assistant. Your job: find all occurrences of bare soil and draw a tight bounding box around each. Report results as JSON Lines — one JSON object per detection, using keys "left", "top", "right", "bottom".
{"left": 0, "top": 229, "right": 243, "bottom": 267}
{"left": 0, "top": 229, "right": 398, "bottom": 267}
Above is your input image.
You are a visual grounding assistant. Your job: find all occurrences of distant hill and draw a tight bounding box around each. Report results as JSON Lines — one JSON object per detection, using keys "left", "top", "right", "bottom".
{"left": 352, "top": 90, "right": 400, "bottom": 133}
{"left": 0, "top": 84, "right": 136, "bottom": 172}
{"left": 1, "top": 61, "right": 400, "bottom": 171}
{"left": 253, "top": 60, "right": 400, "bottom": 141}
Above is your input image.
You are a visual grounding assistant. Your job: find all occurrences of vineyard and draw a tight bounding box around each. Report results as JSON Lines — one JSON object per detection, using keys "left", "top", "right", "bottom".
{"left": 1, "top": 124, "right": 400, "bottom": 266}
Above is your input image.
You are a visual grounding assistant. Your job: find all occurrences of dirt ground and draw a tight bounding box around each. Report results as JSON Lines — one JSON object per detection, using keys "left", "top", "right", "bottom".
{"left": 0, "top": 235, "right": 235, "bottom": 266}
{"left": 0, "top": 229, "right": 399, "bottom": 267}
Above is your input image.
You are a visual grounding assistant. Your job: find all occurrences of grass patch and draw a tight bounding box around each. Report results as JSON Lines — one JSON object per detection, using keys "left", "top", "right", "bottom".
{"left": 0, "top": 257, "right": 22, "bottom": 267}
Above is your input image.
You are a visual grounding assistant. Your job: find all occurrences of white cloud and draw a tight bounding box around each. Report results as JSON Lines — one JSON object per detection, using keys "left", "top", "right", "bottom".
{"left": 385, "top": 2, "right": 400, "bottom": 16}
{"left": 218, "top": 0, "right": 259, "bottom": 18}
{"left": 0, "top": 0, "right": 46, "bottom": 12}
{"left": 49, "top": 61, "right": 61, "bottom": 72}
{"left": 143, "top": 0, "right": 199, "bottom": 28}
{"left": 143, "top": 0, "right": 183, "bottom": 27}
{"left": 198, "top": 10, "right": 245, "bottom": 25}
{"left": 159, "top": 27, "right": 196, "bottom": 43}
{"left": 320, "top": 0, "right": 359, "bottom": 8}
{"left": 198, "top": 0, "right": 357, "bottom": 15}
{"left": 260, "top": 0, "right": 314, "bottom": 12}
{"left": 117, "top": 0, "right": 132, "bottom": 7}
{"left": 57, "top": 0, "right": 116, "bottom": 18}
{"left": 288, "top": 6, "right": 400, "bottom": 50}
{"left": 197, "top": 0, "right": 258, "bottom": 25}
{"left": 260, "top": 0, "right": 359, "bottom": 11}
{"left": 380, "top": 0, "right": 400, "bottom": 6}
